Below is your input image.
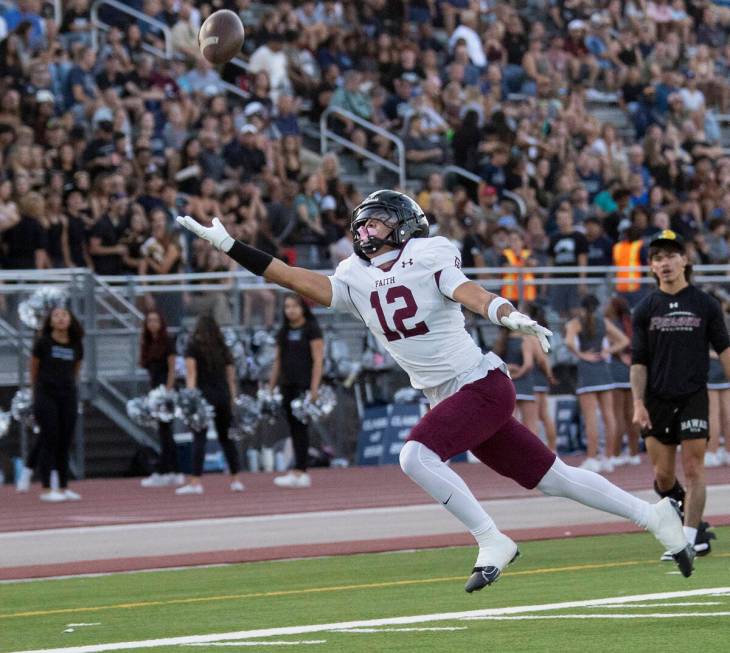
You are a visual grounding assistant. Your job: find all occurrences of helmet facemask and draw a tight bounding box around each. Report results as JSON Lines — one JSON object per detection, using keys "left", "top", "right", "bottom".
{"left": 351, "top": 205, "right": 400, "bottom": 259}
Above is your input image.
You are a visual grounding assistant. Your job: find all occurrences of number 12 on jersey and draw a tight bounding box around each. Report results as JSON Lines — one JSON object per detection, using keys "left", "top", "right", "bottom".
{"left": 369, "top": 286, "right": 429, "bottom": 341}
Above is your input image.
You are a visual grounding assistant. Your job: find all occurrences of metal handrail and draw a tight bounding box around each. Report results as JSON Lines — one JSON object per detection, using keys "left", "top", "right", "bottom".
{"left": 443, "top": 164, "right": 528, "bottom": 218}
{"left": 91, "top": 0, "right": 174, "bottom": 59}
{"left": 95, "top": 275, "right": 145, "bottom": 322}
{"left": 320, "top": 106, "right": 406, "bottom": 189}
{"left": 89, "top": 0, "right": 250, "bottom": 101}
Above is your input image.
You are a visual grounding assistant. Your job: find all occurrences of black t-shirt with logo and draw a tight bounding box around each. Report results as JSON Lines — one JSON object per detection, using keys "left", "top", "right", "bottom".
{"left": 548, "top": 230, "right": 588, "bottom": 277}
{"left": 277, "top": 320, "right": 323, "bottom": 388}
{"left": 632, "top": 285, "right": 730, "bottom": 400}
{"left": 32, "top": 334, "right": 83, "bottom": 395}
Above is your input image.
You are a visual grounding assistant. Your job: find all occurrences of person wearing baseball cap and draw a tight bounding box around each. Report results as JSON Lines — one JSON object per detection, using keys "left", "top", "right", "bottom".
{"left": 631, "top": 227, "right": 730, "bottom": 562}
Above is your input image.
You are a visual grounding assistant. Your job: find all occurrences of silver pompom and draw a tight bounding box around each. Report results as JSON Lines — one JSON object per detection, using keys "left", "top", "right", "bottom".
{"left": 234, "top": 394, "right": 261, "bottom": 435}
{"left": 222, "top": 328, "right": 248, "bottom": 380}
{"left": 256, "top": 386, "right": 282, "bottom": 424}
{"left": 0, "top": 410, "right": 10, "bottom": 439}
{"left": 290, "top": 385, "right": 337, "bottom": 424}
{"left": 147, "top": 386, "right": 177, "bottom": 423}
{"left": 18, "top": 287, "right": 70, "bottom": 329}
{"left": 251, "top": 330, "right": 277, "bottom": 380}
{"left": 126, "top": 396, "right": 156, "bottom": 428}
{"left": 11, "top": 388, "right": 37, "bottom": 432}
{"left": 176, "top": 388, "right": 215, "bottom": 431}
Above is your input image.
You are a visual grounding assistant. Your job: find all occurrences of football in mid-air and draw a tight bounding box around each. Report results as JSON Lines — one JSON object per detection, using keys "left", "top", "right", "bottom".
{"left": 198, "top": 9, "right": 245, "bottom": 65}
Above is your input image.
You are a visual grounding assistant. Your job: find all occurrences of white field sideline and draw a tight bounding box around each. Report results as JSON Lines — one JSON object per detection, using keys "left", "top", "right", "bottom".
{"left": 8, "top": 587, "right": 730, "bottom": 653}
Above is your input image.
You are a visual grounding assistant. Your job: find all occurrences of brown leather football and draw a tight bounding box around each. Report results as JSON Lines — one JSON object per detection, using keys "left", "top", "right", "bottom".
{"left": 198, "top": 9, "right": 245, "bottom": 65}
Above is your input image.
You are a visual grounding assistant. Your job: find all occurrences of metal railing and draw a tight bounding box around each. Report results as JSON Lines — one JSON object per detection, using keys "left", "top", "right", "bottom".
{"left": 91, "top": 0, "right": 174, "bottom": 59}
{"left": 89, "top": 0, "right": 250, "bottom": 101}
{"left": 320, "top": 106, "right": 407, "bottom": 189}
{"left": 443, "top": 165, "right": 528, "bottom": 218}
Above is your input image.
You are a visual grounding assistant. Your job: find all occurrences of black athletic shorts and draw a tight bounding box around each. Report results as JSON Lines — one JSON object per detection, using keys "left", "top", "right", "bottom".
{"left": 642, "top": 388, "right": 709, "bottom": 445}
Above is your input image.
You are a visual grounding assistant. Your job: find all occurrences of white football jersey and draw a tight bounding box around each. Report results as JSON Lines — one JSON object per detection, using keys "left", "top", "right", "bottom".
{"left": 329, "top": 237, "right": 497, "bottom": 390}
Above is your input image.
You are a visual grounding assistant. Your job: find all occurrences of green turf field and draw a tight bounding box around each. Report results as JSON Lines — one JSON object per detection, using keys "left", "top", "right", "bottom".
{"left": 1, "top": 528, "right": 728, "bottom": 653}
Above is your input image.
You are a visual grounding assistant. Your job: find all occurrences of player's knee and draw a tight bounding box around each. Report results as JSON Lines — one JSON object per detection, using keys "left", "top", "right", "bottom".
{"left": 535, "top": 457, "right": 564, "bottom": 496}
{"left": 399, "top": 440, "right": 420, "bottom": 477}
{"left": 400, "top": 440, "right": 441, "bottom": 478}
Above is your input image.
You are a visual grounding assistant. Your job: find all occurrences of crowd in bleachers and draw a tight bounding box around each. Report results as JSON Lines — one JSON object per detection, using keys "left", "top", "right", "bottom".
{"left": 0, "top": 0, "right": 729, "bottom": 325}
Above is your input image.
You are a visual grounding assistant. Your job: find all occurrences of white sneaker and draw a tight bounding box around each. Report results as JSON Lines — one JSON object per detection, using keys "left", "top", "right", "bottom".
{"left": 175, "top": 483, "right": 203, "bottom": 495}
{"left": 626, "top": 454, "right": 641, "bottom": 465}
{"left": 169, "top": 473, "right": 186, "bottom": 486}
{"left": 609, "top": 455, "right": 626, "bottom": 468}
{"left": 599, "top": 457, "right": 614, "bottom": 473}
{"left": 230, "top": 480, "right": 245, "bottom": 492}
{"left": 465, "top": 530, "right": 520, "bottom": 593}
{"left": 64, "top": 489, "right": 81, "bottom": 501}
{"left": 579, "top": 457, "right": 602, "bottom": 473}
{"left": 16, "top": 467, "right": 32, "bottom": 493}
{"left": 704, "top": 451, "right": 721, "bottom": 468}
{"left": 40, "top": 490, "right": 67, "bottom": 503}
{"left": 141, "top": 473, "right": 168, "bottom": 488}
{"left": 274, "top": 472, "right": 311, "bottom": 488}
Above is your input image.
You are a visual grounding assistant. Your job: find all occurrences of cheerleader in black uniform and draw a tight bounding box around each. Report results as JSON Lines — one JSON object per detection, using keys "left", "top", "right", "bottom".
{"left": 31, "top": 307, "right": 84, "bottom": 502}
{"left": 177, "top": 315, "right": 243, "bottom": 494}
{"left": 139, "top": 310, "right": 183, "bottom": 487}
{"left": 269, "top": 294, "right": 324, "bottom": 489}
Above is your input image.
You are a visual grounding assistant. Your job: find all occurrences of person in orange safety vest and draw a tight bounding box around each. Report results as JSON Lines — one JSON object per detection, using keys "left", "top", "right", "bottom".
{"left": 500, "top": 230, "right": 537, "bottom": 302}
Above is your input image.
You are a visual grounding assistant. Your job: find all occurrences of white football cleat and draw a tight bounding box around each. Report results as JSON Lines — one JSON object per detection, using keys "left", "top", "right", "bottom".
{"left": 465, "top": 530, "right": 520, "bottom": 593}
{"left": 646, "top": 498, "right": 694, "bottom": 577}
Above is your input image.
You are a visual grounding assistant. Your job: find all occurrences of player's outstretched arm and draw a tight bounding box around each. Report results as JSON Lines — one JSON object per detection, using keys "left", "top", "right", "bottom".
{"left": 452, "top": 281, "right": 552, "bottom": 353}
{"left": 176, "top": 215, "right": 333, "bottom": 307}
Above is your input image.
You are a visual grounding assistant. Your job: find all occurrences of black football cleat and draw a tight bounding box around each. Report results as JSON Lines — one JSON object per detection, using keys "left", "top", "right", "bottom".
{"left": 464, "top": 550, "right": 520, "bottom": 593}
{"left": 672, "top": 544, "right": 695, "bottom": 578}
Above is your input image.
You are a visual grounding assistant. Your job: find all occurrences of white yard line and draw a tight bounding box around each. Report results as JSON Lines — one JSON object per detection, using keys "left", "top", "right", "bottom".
{"left": 8, "top": 587, "right": 730, "bottom": 653}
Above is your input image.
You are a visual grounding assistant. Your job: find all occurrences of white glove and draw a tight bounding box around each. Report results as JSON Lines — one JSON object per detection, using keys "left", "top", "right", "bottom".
{"left": 501, "top": 311, "right": 553, "bottom": 353}
{"left": 176, "top": 215, "right": 234, "bottom": 252}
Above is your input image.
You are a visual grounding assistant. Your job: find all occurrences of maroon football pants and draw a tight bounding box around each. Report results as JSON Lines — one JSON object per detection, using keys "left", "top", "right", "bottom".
{"left": 407, "top": 369, "right": 556, "bottom": 489}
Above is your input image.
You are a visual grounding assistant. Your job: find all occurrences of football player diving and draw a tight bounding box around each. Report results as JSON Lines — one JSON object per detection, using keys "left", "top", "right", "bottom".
{"left": 177, "top": 189, "right": 694, "bottom": 590}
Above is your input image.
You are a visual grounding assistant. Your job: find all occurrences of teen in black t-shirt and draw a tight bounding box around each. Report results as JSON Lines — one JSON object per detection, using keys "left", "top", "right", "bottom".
{"left": 631, "top": 230, "right": 730, "bottom": 557}
{"left": 31, "top": 306, "right": 84, "bottom": 502}
{"left": 269, "top": 294, "right": 324, "bottom": 488}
